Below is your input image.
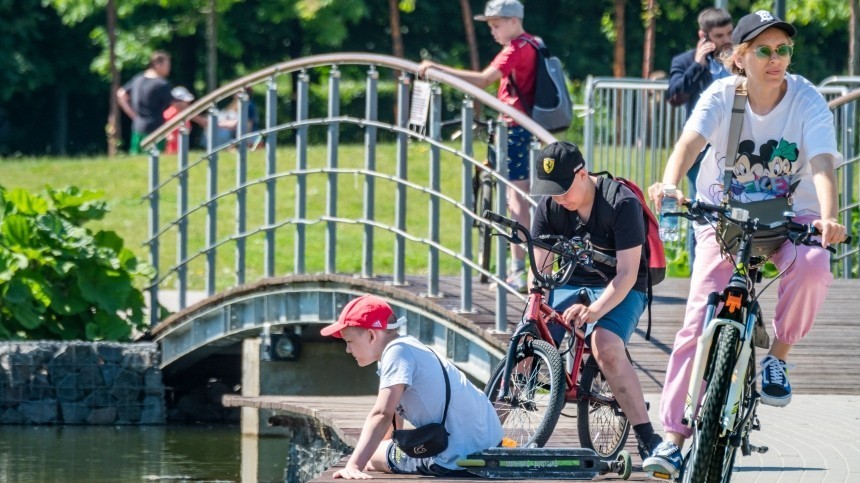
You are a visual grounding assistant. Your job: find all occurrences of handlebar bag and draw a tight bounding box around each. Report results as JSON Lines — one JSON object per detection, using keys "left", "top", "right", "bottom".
{"left": 719, "top": 197, "right": 791, "bottom": 258}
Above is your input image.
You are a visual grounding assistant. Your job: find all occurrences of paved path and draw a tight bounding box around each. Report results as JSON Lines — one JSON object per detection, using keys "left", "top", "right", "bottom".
{"left": 226, "top": 393, "right": 860, "bottom": 482}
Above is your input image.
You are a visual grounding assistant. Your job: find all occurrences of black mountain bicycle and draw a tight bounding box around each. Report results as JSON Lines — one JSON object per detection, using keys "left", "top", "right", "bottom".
{"left": 662, "top": 201, "right": 852, "bottom": 483}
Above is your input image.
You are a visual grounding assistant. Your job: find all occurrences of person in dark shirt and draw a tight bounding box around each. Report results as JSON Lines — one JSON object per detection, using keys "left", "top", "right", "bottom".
{"left": 530, "top": 141, "right": 662, "bottom": 464}
{"left": 117, "top": 51, "right": 173, "bottom": 154}
{"left": 666, "top": 8, "right": 733, "bottom": 268}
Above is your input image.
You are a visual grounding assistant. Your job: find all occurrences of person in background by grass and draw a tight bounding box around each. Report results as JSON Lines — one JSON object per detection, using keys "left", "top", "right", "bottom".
{"left": 162, "top": 86, "right": 207, "bottom": 155}
{"left": 117, "top": 51, "right": 173, "bottom": 155}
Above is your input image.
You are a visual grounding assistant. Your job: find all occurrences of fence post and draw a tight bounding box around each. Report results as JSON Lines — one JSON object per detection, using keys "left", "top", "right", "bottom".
{"left": 264, "top": 77, "right": 278, "bottom": 278}
{"left": 235, "top": 89, "right": 249, "bottom": 286}
{"left": 177, "top": 126, "right": 189, "bottom": 310}
{"left": 205, "top": 107, "right": 218, "bottom": 296}
{"left": 325, "top": 66, "right": 341, "bottom": 274}
{"left": 494, "top": 122, "right": 509, "bottom": 333}
{"left": 363, "top": 66, "right": 379, "bottom": 279}
{"left": 148, "top": 149, "right": 160, "bottom": 326}
{"left": 459, "top": 98, "right": 475, "bottom": 313}
{"left": 393, "top": 72, "right": 410, "bottom": 285}
{"left": 295, "top": 71, "right": 309, "bottom": 275}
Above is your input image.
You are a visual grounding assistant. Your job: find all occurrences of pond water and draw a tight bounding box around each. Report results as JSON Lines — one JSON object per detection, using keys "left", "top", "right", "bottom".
{"left": 0, "top": 425, "right": 300, "bottom": 482}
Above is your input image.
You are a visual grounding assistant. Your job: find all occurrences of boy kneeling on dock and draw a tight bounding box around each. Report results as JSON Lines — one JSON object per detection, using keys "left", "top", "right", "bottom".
{"left": 322, "top": 294, "right": 503, "bottom": 479}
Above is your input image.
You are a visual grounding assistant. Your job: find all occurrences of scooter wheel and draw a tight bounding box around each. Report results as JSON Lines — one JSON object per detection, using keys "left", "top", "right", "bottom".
{"left": 617, "top": 450, "right": 632, "bottom": 480}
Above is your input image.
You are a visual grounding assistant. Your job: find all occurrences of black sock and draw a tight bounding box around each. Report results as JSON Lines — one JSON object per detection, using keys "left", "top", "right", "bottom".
{"left": 634, "top": 422, "right": 655, "bottom": 442}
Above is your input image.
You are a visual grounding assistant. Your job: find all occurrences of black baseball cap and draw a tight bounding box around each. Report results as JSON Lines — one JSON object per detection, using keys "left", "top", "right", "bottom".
{"left": 532, "top": 141, "right": 586, "bottom": 196}
{"left": 731, "top": 10, "right": 796, "bottom": 45}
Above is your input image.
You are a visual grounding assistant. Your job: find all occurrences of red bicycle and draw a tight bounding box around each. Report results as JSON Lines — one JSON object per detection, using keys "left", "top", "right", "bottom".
{"left": 483, "top": 210, "right": 632, "bottom": 459}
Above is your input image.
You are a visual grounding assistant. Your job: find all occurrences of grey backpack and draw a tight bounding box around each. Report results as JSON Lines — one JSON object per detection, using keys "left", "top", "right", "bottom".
{"left": 512, "top": 36, "right": 573, "bottom": 133}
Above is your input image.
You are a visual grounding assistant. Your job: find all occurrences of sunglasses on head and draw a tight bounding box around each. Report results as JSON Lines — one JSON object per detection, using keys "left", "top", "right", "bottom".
{"left": 753, "top": 44, "right": 794, "bottom": 59}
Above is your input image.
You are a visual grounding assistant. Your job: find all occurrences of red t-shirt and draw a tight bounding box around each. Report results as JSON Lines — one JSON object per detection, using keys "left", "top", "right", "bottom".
{"left": 163, "top": 105, "right": 191, "bottom": 155}
{"left": 490, "top": 33, "right": 537, "bottom": 125}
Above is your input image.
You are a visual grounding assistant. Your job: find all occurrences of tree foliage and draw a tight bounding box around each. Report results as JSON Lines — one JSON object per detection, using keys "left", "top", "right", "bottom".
{"left": 0, "top": 0, "right": 851, "bottom": 155}
{"left": 0, "top": 185, "right": 153, "bottom": 341}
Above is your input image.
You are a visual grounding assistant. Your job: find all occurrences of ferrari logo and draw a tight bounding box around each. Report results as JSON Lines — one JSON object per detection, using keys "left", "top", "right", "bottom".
{"left": 543, "top": 158, "right": 555, "bottom": 174}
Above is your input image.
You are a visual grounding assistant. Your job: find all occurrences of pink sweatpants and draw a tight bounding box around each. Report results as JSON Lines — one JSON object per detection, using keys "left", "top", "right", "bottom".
{"left": 659, "top": 224, "right": 833, "bottom": 437}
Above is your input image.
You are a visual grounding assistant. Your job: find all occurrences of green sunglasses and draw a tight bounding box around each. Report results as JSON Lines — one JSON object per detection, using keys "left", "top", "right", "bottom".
{"left": 753, "top": 44, "right": 794, "bottom": 59}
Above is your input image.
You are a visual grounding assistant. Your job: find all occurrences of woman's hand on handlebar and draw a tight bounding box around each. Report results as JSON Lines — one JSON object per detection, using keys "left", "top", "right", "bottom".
{"left": 647, "top": 181, "right": 689, "bottom": 212}
{"left": 813, "top": 218, "right": 848, "bottom": 248}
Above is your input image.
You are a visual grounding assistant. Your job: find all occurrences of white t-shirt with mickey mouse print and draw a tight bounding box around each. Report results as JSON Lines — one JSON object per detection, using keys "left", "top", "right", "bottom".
{"left": 685, "top": 74, "right": 841, "bottom": 218}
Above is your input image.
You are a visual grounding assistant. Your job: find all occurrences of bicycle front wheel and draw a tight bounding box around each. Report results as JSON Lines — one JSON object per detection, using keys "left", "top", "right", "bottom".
{"left": 485, "top": 339, "right": 565, "bottom": 448}
{"left": 577, "top": 355, "right": 630, "bottom": 459}
{"left": 684, "top": 326, "right": 739, "bottom": 483}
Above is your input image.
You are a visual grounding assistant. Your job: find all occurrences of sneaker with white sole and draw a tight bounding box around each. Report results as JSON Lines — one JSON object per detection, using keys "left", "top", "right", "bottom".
{"left": 643, "top": 440, "right": 682, "bottom": 480}
{"left": 760, "top": 355, "right": 793, "bottom": 407}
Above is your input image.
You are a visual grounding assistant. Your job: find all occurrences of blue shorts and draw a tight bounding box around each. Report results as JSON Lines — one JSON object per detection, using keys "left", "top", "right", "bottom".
{"left": 506, "top": 125, "right": 531, "bottom": 181}
{"left": 548, "top": 286, "right": 647, "bottom": 344}
{"left": 386, "top": 442, "right": 470, "bottom": 477}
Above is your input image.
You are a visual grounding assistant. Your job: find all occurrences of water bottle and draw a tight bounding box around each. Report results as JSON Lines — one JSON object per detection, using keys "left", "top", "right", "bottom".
{"left": 660, "top": 184, "right": 680, "bottom": 242}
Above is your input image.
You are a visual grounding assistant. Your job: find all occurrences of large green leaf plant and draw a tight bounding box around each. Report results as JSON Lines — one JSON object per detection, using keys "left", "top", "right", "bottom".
{"left": 0, "top": 185, "right": 154, "bottom": 341}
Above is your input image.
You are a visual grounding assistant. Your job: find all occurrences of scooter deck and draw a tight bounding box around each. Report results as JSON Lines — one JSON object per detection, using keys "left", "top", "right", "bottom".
{"left": 456, "top": 447, "right": 617, "bottom": 480}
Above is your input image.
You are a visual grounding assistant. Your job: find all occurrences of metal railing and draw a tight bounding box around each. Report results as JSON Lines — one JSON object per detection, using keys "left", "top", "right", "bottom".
{"left": 582, "top": 76, "right": 860, "bottom": 277}
{"left": 141, "top": 53, "right": 557, "bottom": 330}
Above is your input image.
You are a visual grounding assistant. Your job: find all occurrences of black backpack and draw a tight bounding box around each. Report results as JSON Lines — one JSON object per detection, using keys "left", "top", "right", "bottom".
{"left": 509, "top": 36, "right": 573, "bottom": 133}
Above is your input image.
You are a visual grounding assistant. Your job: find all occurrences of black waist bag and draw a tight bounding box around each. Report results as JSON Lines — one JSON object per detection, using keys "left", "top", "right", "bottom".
{"left": 392, "top": 348, "right": 451, "bottom": 458}
{"left": 392, "top": 422, "right": 449, "bottom": 458}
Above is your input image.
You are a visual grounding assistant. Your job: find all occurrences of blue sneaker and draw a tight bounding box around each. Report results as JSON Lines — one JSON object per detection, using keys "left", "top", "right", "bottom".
{"left": 760, "top": 355, "right": 793, "bottom": 407}
{"left": 643, "top": 440, "right": 682, "bottom": 480}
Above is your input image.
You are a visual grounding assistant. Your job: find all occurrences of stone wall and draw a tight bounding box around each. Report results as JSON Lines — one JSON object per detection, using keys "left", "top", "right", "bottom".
{"left": 0, "top": 342, "right": 165, "bottom": 425}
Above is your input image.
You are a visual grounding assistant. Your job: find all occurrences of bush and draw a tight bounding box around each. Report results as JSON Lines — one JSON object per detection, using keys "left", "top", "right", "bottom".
{"left": 0, "top": 186, "right": 154, "bottom": 341}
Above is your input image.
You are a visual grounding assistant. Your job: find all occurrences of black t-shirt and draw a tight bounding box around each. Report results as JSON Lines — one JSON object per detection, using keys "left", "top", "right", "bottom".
{"left": 531, "top": 176, "right": 648, "bottom": 292}
{"left": 123, "top": 73, "right": 173, "bottom": 134}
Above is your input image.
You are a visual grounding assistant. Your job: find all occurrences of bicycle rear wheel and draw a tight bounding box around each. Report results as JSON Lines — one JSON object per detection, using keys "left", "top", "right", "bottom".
{"left": 476, "top": 174, "right": 494, "bottom": 283}
{"left": 485, "top": 339, "right": 565, "bottom": 448}
{"left": 577, "top": 355, "right": 630, "bottom": 459}
{"left": 683, "top": 326, "right": 739, "bottom": 483}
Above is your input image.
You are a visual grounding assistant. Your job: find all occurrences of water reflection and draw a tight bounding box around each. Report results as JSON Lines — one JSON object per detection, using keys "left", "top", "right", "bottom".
{"left": 0, "top": 425, "right": 291, "bottom": 482}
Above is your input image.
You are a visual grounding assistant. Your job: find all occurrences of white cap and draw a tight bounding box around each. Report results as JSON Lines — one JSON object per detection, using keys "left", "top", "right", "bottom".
{"left": 171, "top": 86, "right": 195, "bottom": 103}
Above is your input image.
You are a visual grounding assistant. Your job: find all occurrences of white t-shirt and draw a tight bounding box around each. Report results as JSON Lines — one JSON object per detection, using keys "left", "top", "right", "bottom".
{"left": 379, "top": 336, "right": 503, "bottom": 469}
{"left": 686, "top": 74, "right": 841, "bottom": 218}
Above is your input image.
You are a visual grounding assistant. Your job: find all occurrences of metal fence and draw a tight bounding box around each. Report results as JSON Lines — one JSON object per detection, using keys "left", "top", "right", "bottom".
{"left": 140, "top": 54, "right": 556, "bottom": 331}
{"left": 582, "top": 75, "right": 860, "bottom": 277}
{"left": 141, "top": 62, "right": 860, "bottom": 331}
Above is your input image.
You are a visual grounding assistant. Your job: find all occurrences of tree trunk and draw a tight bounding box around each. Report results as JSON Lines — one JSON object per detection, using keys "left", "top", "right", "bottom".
{"left": 106, "top": 0, "right": 120, "bottom": 157}
{"left": 613, "top": 0, "right": 625, "bottom": 77}
{"left": 206, "top": 0, "right": 217, "bottom": 92}
{"left": 388, "top": 0, "right": 405, "bottom": 59}
{"left": 642, "top": 0, "right": 657, "bottom": 79}
{"left": 851, "top": 0, "right": 860, "bottom": 75}
{"left": 459, "top": 0, "right": 480, "bottom": 71}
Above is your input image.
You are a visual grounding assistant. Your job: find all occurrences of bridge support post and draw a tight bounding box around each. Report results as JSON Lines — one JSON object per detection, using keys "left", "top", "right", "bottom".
{"left": 427, "top": 83, "right": 442, "bottom": 297}
{"left": 295, "top": 71, "right": 309, "bottom": 274}
{"left": 393, "top": 73, "right": 410, "bottom": 285}
{"left": 363, "top": 67, "right": 379, "bottom": 278}
{"left": 494, "top": 123, "right": 509, "bottom": 333}
{"left": 459, "top": 98, "right": 475, "bottom": 313}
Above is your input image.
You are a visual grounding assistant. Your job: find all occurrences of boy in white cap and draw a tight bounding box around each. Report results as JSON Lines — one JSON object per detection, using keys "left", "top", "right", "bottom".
{"left": 321, "top": 294, "right": 502, "bottom": 479}
{"left": 418, "top": 0, "right": 537, "bottom": 292}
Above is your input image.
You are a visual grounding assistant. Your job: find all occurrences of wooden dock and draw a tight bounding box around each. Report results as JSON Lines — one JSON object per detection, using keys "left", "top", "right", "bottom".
{"left": 224, "top": 277, "right": 860, "bottom": 482}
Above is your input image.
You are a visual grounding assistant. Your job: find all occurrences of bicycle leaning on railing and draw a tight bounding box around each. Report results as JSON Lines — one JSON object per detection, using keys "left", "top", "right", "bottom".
{"left": 661, "top": 201, "right": 853, "bottom": 482}
{"left": 445, "top": 117, "right": 499, "bottom": 283}
{"left": 482, "top": 210, "right": 632, "bottom": 459}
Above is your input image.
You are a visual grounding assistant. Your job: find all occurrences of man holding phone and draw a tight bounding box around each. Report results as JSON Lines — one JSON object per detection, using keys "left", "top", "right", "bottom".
{"left": 664, "top": 7, "right": 733, "bottom": 268}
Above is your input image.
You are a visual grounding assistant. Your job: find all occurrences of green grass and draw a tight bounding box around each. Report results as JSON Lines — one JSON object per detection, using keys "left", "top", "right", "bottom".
{"left": 2, "top": 141, "right": 493, "bottom": 291}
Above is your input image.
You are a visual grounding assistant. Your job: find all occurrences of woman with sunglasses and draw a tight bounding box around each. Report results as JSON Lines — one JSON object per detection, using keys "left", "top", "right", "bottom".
{"left": 643, "top": 10, "right": 848, "bottom": 478}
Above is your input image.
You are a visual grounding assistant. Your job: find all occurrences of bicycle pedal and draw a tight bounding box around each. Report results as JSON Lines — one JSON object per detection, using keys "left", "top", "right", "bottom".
{"left": 749, "top": 444, "right": 769, "bottom": 454}
{"left": 648, "top": 470, "right": 674, "bottom": 480}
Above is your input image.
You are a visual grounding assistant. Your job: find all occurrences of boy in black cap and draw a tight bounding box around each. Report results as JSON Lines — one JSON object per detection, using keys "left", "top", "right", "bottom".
{"left": 531, "top": 141, "right": 663, "bottom": 465}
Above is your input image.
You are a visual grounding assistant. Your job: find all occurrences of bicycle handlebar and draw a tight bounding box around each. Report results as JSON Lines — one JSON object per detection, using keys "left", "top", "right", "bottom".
{"left": 483, "top": 210, "right": 616, "bottom": 290}
{"left": 666, "top": 200, "right": 853, "bottom": 252}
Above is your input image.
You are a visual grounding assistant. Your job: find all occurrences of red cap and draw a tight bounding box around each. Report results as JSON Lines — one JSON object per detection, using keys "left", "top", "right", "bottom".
{"left": 321, "top": 294, "right": 405, "bottom": 338}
